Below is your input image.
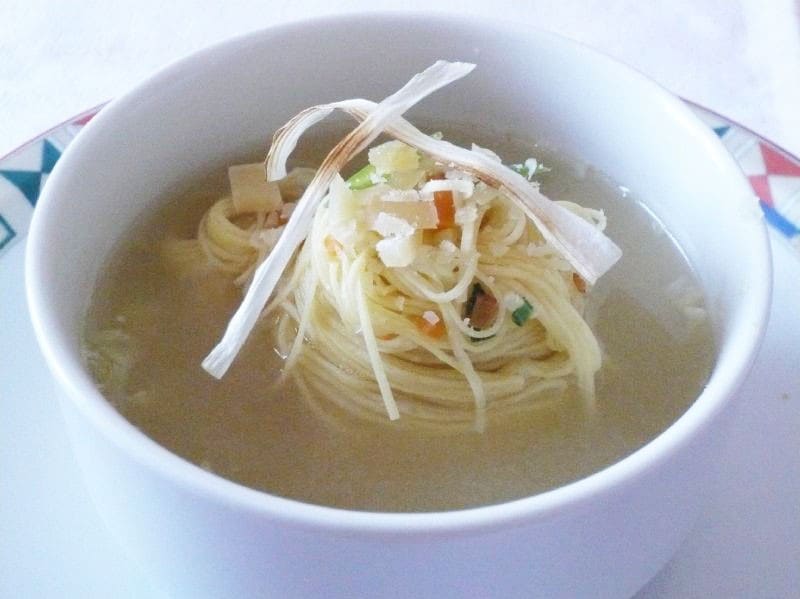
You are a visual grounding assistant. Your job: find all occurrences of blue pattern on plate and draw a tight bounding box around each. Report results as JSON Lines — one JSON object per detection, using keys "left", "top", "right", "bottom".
{"left": 0, "top": 214, "right": 15, "bottom": 250}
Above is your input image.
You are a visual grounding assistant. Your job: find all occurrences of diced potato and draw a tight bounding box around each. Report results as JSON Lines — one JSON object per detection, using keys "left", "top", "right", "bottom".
{"left": 228, "top": 163, "right": 282, "bottom": 213}
{"left": 366, "top": 199, "right": 438, "bottom": 230}
{"left": 328, "top": 174, "right": 360, "bottom": 224}
{"left": 368, "top": 140, "right": 420, "bottom": 175}
{"left": 388, "top": 168, "right": 426, "bottom": 190}
{"left": 277, "top": 167, "right": 315, "bottom": 200}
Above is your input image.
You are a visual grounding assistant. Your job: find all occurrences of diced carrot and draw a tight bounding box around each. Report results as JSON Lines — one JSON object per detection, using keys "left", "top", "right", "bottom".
{"left": 324, "top": 235, "right": 342, "bottom": 255}
{"left": 412, "top": 314, "right": 446, "bottom": 339}
{"left": 572, "top": 273, "right": 587, "bottom": 293}
{"left": 378, "top": 333, "right": 398, "bottom": 341}
{"left": 434, "top": 190, "right": 455, "bottom": 229}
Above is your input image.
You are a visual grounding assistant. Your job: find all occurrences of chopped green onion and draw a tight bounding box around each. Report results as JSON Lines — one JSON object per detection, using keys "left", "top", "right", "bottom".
{"left": 347, "top": 164, "right": 382, "bottom": 190}
{"left": 510, "top": 163, "right": 530, "bottom": 178}
{"left": 511, "top": 298, "right": 534, "bottom": 326}
{"left": 510, "top": 161, "right": 551, "bottom": 180}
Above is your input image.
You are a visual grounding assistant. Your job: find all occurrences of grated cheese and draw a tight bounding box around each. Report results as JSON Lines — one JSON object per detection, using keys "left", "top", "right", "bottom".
{"left": 421, "top": 179, "right": 475, "bottom": 197}
{"left": 422, "top": 310, "right": 440, "bottom": 325}
{"left": 438, "top": 239, "right": 457, "bottom": 254}
{"left": 455, "top": 205, "right": 477, "bottom": 226}
{"left": 376, "top": 234, "right": 417, "bottom": 267}
{"left": 503, "top": 292, "right": 525, "bottom": 312}
{"left": 383, "top": 189, "right": 422, "bottom": 203}
{"left": 444, "top": 169, "right": 475, "bottom": 181}
{"left": 372, "top": 212, "right": 415, "bottom": 237}
{"left": 523, "top": 158, "right": 538, "bottom": 180}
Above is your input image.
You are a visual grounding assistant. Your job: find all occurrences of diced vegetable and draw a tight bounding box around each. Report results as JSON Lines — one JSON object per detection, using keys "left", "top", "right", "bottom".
{"left": 413, "top": 312, "right": 446, "bottom": 338}
{"left": 509, "top": 159, "right": 549, "bottom": 181}
{"left": 511, "top": 298, "right": 534, "bottom": 326}
{"left": 509, "top": 163, "right": 528, "bottom": 178}
{"left": 433, "top": 190, "right": 455, "bottom": 229}
{"left": 371, "top": 212, "right": 415, "bottom": 237}
{"left": 369, "top": 140, "right": 420, "bottom": 174}
{"left": 366, "top": 199, "right": 438, "bottom": 231}
{"left": 228, "top": 163, "right": 283, "bottom": 213}
{"left": 277, "top": 167, "right": 316, "bottom": 201}
{"left": 464, "top": 283, "right": 498, "bottom": 330}
{"left": 375, "top": 234, "right": 418, "bottom": 267}
{"left": 347, "top": 164, "right": 382, "bottom": 190}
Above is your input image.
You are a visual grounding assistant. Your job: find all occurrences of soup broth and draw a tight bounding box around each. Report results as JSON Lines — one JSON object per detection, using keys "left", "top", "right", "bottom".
{"left": 84, "top": 127, "right": 714, "bottom": 512}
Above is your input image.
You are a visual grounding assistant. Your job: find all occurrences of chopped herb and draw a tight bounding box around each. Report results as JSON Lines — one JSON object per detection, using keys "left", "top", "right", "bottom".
{"left": 511, "top": 298, "right": 534, "bottom": 326}
{"left": 510, "top": 161, "right": 551, "bottom": 180}
{"left": 346, "top": 164, "right": 384, "bottom": 190}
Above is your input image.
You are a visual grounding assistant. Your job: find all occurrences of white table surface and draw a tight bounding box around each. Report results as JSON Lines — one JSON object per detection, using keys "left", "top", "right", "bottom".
{"left": 2, "top": 2, "right": 800, "bottom": 598}
{"left": 2, "top": 0, "right": 800, "bottom": 159}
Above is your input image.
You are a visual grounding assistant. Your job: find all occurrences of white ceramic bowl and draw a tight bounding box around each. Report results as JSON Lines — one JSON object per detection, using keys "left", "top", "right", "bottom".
{"left": 26, "top": 13, "right": 770, "bottom": 599}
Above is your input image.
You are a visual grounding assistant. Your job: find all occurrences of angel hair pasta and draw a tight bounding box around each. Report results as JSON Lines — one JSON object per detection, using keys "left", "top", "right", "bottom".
{"left": 182, "top": 135, "right": 611, "bottom": 430}
{"left": 189, "top": 61, "right": 621, "bottom": 431}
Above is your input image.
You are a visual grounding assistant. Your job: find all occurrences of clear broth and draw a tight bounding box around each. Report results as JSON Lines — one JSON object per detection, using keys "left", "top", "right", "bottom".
{"left": 85, "top": 126, "right": 715, "bottom": 511}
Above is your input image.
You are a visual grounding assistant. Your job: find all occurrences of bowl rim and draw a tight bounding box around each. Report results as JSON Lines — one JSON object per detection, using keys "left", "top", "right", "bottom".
{"left": 26, "top": 10, "right": 773, "bottom": 536}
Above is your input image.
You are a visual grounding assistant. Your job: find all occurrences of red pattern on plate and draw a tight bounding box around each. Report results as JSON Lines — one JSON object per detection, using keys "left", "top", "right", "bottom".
{"left": 761, "top": 143, "right": 800, "bottom": 177}
{"left": 749, "top": 175, "right": 773, "bottom": 205}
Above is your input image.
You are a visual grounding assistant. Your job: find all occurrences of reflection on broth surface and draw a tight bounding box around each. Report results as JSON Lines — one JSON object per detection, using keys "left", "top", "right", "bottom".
{"left": 84, "top": 125, "right": 714, "bottom": 511}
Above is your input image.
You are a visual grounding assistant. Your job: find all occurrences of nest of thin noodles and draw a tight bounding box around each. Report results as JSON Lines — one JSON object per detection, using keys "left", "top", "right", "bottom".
{"left": 191, "top": 141, "right": 607, "bottom": 431}
{"left": 287, "top": 173, "right": 605, "bottom": 430}
{"left": 195, "top": 62, "right": 620, "bottom": 431}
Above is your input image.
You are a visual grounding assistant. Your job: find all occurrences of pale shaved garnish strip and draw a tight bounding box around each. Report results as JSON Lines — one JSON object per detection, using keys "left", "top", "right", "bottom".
{"left": 269, "top": 99, "right": 621, "bottom": 286}
{"left": 202, "top": 61, "right": 476, "bottom": 378}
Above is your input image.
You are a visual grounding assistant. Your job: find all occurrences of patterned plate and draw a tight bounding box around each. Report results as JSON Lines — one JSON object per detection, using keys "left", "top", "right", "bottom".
{"left": 2, "top": 102, "right": 799, "bottom": 597}
{"left": 1, "top": 102, "right": 800, "bottom": 259}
